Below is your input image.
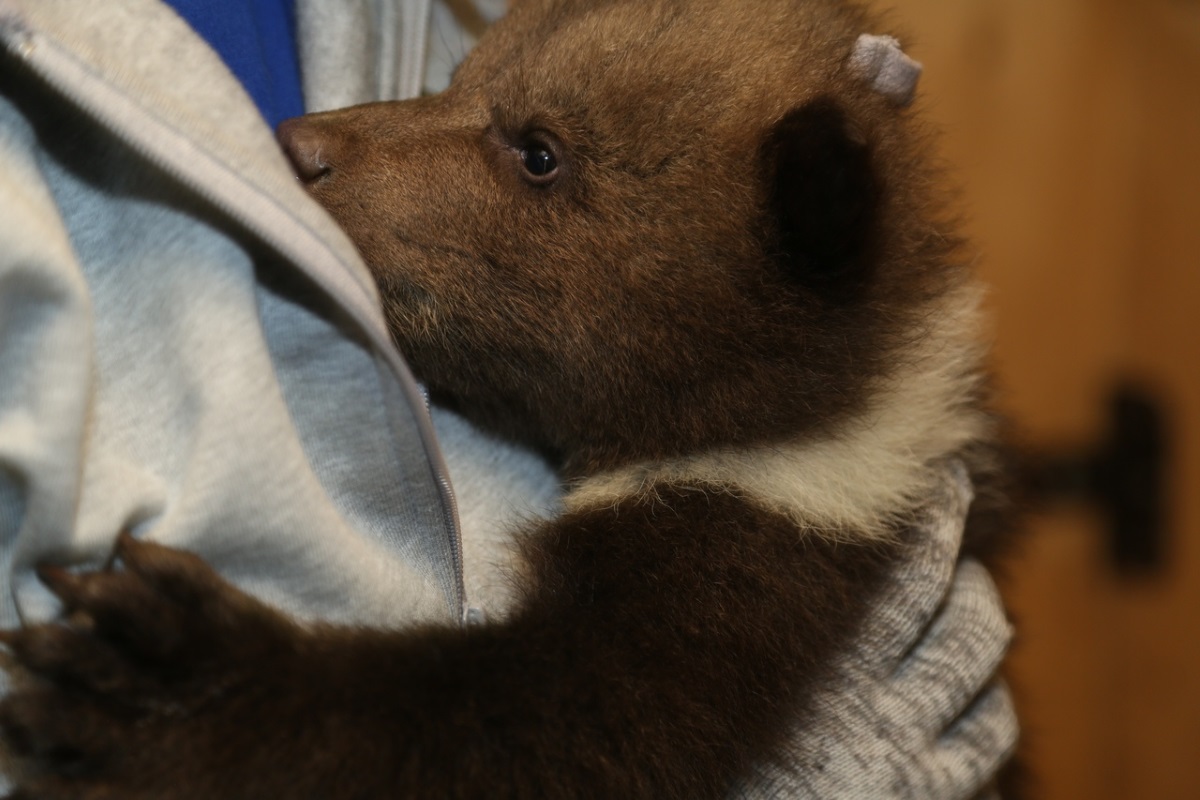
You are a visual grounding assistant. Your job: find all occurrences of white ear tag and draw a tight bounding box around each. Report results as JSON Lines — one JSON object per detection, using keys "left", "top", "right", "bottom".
{"left": 850, "top": 34, "right": 923, "bottom": 107}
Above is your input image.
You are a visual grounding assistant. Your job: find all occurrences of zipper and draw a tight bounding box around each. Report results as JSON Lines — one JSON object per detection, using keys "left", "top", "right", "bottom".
{"left": 1, "top": 19, "right": 468, "bottom": 621}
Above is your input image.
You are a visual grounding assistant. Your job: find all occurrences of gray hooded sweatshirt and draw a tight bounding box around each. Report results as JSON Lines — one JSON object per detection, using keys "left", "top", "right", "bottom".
{"left": 0, "top": 0, "right": 553, "bottom": 632}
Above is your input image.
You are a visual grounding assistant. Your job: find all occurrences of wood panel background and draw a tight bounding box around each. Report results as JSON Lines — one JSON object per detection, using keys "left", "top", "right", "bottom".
{"left": 890, "top": 1, "right": 1200, "bottom": 797}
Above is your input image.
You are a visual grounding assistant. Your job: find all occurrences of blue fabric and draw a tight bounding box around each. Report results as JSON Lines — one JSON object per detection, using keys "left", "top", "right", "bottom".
{"left": 164, "top": 0, "right": 305, "bottom": 128}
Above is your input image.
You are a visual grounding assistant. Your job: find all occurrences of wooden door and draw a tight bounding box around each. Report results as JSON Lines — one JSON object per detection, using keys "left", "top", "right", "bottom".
{"left": 891, "top": 0, "right": 1200, "bottom": 797}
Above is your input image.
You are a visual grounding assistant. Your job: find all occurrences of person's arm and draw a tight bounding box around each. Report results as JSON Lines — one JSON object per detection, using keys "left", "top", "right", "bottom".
{"left": 733, "top": 463, "right": 1017, "bottom": 798}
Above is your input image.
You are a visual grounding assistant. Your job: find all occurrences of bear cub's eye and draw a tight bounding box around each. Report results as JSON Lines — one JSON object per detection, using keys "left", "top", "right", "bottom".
{"left": 517, "top": 136, "right": 561, "bottom": 186}
{"left": 504, "top": 129, "right": 563, "bottom": 187}
{"left": 522, "top": 147, "right": 557, "bottom": 176}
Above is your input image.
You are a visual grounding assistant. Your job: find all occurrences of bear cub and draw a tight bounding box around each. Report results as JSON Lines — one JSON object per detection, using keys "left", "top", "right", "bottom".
{"left": 0, "top": 0, "right": 1005, "bottom": 798}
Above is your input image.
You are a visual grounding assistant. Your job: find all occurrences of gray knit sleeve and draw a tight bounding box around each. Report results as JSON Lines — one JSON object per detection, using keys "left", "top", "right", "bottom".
{"left": 731, "top": 463, "right": 1018, "bottom": 799}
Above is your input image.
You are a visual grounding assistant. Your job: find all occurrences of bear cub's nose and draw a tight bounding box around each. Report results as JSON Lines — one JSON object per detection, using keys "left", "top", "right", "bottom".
{"left": 277, "top": 118, "right": 331, "bottom": 183}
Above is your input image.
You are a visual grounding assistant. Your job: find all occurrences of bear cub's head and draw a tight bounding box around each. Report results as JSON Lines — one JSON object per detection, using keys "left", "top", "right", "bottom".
{"left": 279, "top": 0, "right": 974, "bottom": 477}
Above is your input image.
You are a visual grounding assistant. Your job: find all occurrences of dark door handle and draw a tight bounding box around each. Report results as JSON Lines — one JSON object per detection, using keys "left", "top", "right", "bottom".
{"left": 1020, "top": 383, "right": 1169, "bottom": 574}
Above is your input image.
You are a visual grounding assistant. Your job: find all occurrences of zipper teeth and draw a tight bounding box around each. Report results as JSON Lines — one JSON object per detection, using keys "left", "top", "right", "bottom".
{"left": 6, "top": 23, "right": 467, "bottom": 619}
{"left": 438, "top": 472, "right": 467, "bottom": 622}
{"left": 418, "top": 384, "right": 467, "bottom": 621}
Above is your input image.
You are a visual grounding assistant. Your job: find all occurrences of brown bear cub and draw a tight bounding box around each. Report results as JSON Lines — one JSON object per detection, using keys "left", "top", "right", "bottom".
{"left": 1, "top": 0, "right": 1005, "bottom": 797}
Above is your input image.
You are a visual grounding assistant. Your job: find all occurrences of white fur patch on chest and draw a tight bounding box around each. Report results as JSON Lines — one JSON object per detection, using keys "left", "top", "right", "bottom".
{"left": 564, "top": 284, "right": 990, "bottom": 541}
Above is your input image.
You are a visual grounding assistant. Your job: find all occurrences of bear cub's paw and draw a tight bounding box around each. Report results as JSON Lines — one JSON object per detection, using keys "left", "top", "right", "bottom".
{"left": 0, "top": 534, "right": 308, "bottom": 799}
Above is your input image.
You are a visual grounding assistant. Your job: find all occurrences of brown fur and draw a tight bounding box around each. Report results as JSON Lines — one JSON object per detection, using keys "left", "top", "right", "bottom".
{"left": 0, "top": 1, "right": 1008, "bottom": 797}
{"left": 290, "top": 0, "right": 965, "bottom": 476}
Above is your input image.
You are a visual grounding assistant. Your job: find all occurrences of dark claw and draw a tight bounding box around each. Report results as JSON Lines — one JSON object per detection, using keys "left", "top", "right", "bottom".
{"left": 114, "top": 529, "right": 138, "bottom": 561}
{"left": 34, "top": 565, "right": 78, "bottom": 600}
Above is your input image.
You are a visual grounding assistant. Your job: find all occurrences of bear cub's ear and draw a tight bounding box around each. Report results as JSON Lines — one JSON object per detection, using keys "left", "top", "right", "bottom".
{"left": 763, "top": 97, "right": 881, "bottom": 297}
